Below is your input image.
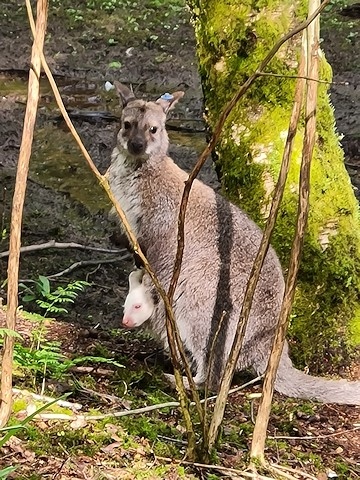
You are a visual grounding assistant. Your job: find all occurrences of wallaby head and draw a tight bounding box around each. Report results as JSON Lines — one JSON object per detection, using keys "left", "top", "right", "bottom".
{"left": 122, "top": 269, "right": 155, "bottom": 328}
{"left": 114, "top": 81, "right": 184, "bottom": 160}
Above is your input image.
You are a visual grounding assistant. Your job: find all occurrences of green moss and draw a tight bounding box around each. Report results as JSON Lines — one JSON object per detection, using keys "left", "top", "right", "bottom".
{"left": 333, "top": 460, "right": 353, "bottom": 480}
{"left": 349, "top": 308, "right": 360, "bottom": 345}
{"left": 120, "top": 415, "right": 182, "bottom": 446}
{"left": 12, "top": 398, "right": 27, "bottom": 413}
{"left": 191, "top": 0, "right": 360, "bottom": 371}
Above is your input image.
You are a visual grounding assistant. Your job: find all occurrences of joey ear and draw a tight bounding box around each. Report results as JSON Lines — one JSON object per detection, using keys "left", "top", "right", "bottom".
{"left": 156, "top": 91, "right": 185, "bottom": 114}
{"left": 128, "top": 269, "right": 144, "bottom": 290}
{"left": 114, "top": 81, "right": 136, "bottom": 107}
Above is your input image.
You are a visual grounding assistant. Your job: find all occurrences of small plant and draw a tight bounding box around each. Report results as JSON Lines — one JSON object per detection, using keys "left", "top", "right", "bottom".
{"left": 20, "top": 276, "right": 90, "bottom": 317}
{"left": 0, "top": 328, "right": 22, "bottom": 340}
{"left": 0, "top": 395, "right": 69, "bottom": 478}
{"left": 14, "top": 340, "right": 69, "bottom": 380}
{"left": 14, "top": 341, "right": 124, "bottom": 381}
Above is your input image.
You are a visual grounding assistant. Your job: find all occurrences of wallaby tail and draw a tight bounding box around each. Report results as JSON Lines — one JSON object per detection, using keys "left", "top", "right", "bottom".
{"left": 274, "top": 350, "right": 360, "bottom": 405}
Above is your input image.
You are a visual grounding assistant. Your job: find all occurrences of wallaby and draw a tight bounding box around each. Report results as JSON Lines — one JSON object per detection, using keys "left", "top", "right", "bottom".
{"left": 108, "top": 82, "right": 360, "bottom": 405}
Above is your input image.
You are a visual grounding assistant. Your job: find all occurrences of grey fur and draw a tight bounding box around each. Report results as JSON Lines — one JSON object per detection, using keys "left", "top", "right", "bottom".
{"left": 108, "top": 83, "right": 360, "bottom": 405}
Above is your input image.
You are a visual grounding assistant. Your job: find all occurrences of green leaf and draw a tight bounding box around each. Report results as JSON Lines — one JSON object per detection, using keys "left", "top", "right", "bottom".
{"left": 38, "top": 275, "right": 50, "bottom": 295}
{"left": 0, "top": 328, "right": 22, "bottom": 339}
{"left": 0, "top": 466, "right": 17, "bottom": 478}
{"left": 71, "top": 356, "right": 125, "bottom": 369}
{"left": 22, "top": 294, "right": 36, "bottom": 302}
{"left": 108, "top": 61, "right": 122, "bottom": 69}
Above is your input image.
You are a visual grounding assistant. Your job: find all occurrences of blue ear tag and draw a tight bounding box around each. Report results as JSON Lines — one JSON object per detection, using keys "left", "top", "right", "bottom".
{"left": 160, "top": 93, "right": 174, "bottom": 101}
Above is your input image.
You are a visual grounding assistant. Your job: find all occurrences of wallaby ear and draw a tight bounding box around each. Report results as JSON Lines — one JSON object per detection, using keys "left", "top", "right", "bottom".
{"left": 128, "top": 269, "right": 144, "bottom": 290}
{"left": 114, "top": 81, "right": 136, "bottom": 107}
{"left": 156, "top": 91, "right": 185, "bottom": 114}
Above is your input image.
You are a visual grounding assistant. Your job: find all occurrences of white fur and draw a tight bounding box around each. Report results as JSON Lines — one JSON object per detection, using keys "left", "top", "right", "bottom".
{"left": 122, "top": 271, "right": 155, "bottom": 328}
{"left": 109, "top": 147, "right": 143, "bottom": 236}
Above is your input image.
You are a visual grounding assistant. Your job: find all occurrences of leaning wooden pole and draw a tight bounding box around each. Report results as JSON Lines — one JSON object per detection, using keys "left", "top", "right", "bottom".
{"left": 250, "top": 0, "right": 320, "bottom": 460}
{"left": 0, "top": 0, "right": 48, "bottom": 427}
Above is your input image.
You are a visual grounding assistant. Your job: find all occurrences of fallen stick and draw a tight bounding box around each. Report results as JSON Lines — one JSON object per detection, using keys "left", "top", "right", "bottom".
{"left": 31, "top": 376, "right": 262, "bottom": 422}
{"left": 0, "top": 240, "right": 126, "bottom": 258}
{"left": 13, "top": 388, "right": 82, "bottom": 411}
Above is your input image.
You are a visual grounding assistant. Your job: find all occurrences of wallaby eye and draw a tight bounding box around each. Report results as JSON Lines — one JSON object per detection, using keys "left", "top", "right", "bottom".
{"left": 149, "top": 126, "right": 157, "bottom": 134}
{"left": 124, "top": 121, "right": 131, "bottom": 130}
{"left": 134, "top": 304, "right": 141, "bottom": 309}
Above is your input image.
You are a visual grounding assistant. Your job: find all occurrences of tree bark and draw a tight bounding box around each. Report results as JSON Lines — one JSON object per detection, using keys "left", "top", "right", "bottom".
{"left": 189, "top": 0, "right": 360, "bottom": 371}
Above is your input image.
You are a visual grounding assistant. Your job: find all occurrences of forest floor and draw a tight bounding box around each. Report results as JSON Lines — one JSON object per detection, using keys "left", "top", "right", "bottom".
{"left": 0, "top": 0, "right": 359, "bottom": 479}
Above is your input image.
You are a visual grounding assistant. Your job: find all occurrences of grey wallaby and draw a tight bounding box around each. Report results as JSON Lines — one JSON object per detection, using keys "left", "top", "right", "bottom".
{"left": 107, "top": 81, "right": 360, "bottom": 405}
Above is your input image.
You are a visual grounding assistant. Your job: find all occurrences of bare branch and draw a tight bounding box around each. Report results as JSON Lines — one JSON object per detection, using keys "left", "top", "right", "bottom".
{"left": 250, "top": 0, "right": 320, "bottom": 460}
{"left": 156, "top": 456, "right": 279, "bottom": 480}
{"left": 0, "top": 0, "right": 48, "bottom": 428}
{"left": 257, "top": 71, "right": 350, "bottom": 86}
{"left": 24, "top": 376, "right": 262, "bottom": 423}
{"left": 269, "top": 464, "right": 318, "bottom": 480}
{"left": 269, "top": 426, "right": 360, "bottom": 440}
{"left": 206, "top": 28, "right": 308, "bottom": 456}
{"left": 45, "top": 255, "right": 131, "bottom": 279}
{"left": 0, "top": 240, "right": 126, "bottom": 258}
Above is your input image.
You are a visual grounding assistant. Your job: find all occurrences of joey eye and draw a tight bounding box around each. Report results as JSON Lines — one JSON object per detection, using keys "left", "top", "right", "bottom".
{"left": 149, "top": 126, "right": 157, "bottom": 134}
{"left": 124, "top": 121, "right": 131, "bottom": 130}
{"left": 134, "top": 304, "right": 141, "bottom": 309}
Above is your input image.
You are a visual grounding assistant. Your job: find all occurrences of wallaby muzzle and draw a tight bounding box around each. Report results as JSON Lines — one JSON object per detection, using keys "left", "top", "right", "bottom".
{"left": 127, "top": 136, "right": 146, "bottom": 156}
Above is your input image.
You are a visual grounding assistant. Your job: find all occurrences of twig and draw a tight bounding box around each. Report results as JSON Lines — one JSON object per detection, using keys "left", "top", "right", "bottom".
{"left": 45, "top": 255, "right": 131, "bottom": 279}
{"left": 157, "top": 435, "right": 188, "bottom": 445}
{"left": 269, "top": 425, "right": 360, "bottom": 440}
{"left": 251, "top": 0, "right": 320, "bottom": 459}
{"left": 12, "top": 388, "right": 82, "bottom": 411}
{"left": 0, "top": 240, "right": 126, "bottom": 258}
{"left": 0, "top": 0, "right": 48, "bottom": 428}
{"left": 34, "top": 401, "right": 181, "bottom": 421}
{"left": 269, "top": 464, "right": 318, "bottom": 480}
{"left": 156, "top": 456, "right": 277, "bottom": 480}
{"left": 266, "top": 466, "right": 300, "bottom": 480}
{"left": 17, "top": 257, "right": 129, "bottom": 282}
{"left": 29, "top": 376, "right": 261, "bottom": 422}
{"left": 207, "top": 21, "right": 308, "bottom": 455}
{"left": 76, "top": 385, "right": 126, "bottom": 404}
{"left": 257, "top": 71, "right": 350, "bottom": 85}
{"left": 68, "top": 366, "right": 114, "bottom": 376}
{"left": 52, "top": 457, "right": 70, "bottom": 480}
{"left": 203, "top": 310, "right": 227, "bottom": 441}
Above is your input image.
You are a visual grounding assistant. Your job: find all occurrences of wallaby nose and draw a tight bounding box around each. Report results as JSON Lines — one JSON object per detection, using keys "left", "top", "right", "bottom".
{"left": 122, "top": 315, "right": 134, "bottom": 328}
{"left": 128, "top": 138, "right": 145, "bottom": 156}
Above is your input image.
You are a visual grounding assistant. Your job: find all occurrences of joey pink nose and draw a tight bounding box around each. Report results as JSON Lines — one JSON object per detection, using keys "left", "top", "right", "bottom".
{"left": 122, "top": 316, "right": 134, "bottom": 328}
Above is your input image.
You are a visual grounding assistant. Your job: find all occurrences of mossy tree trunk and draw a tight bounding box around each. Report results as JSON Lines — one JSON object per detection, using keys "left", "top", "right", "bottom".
{"left": 189, "top": 0, "right": 360, "bottom": 372}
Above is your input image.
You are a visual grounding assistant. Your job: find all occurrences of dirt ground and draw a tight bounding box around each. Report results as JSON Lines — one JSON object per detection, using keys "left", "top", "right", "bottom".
{"left": 0, "top": 0, "right": 359, "bottom": 478}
